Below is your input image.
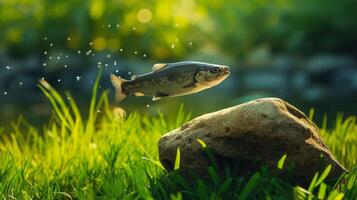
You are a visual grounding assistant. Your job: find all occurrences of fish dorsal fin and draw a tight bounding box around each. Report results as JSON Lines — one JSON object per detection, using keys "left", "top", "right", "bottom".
{"left": 131, "top": 75, "right": 139, "bottom": 80}
{"left": 152, "top": 63, "right": 168, "bottom": 72}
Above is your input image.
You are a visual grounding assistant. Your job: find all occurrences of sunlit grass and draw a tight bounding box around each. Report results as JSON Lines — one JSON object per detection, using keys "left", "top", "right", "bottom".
{"left": 0, "top": 72, "right": 356, "bottom": 199}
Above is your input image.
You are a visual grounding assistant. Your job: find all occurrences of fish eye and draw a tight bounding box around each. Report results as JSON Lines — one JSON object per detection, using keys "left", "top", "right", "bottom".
{"left": 210, "top": 67, "right": 220, "bottom": 73}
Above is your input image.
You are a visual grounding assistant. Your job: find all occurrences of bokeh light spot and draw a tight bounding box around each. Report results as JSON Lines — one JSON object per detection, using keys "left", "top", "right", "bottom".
{"left": 90, "top": 0, "right": 105, "bottom": 19}
{"left": 93, "top": 37, "right": 107, "bottom": 51}
{"left": 137, "top": 8, "right": 152, "bottom": 23}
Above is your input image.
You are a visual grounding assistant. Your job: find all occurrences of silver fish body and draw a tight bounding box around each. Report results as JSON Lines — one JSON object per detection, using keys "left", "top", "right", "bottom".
{"left": 110, "top": 61, "right": 230, "bottom": 102}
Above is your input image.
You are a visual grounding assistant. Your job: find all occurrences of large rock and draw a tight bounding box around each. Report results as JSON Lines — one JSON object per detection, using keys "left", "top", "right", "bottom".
{"left": 158, "top": 98, "right": 347, "bottom": 184}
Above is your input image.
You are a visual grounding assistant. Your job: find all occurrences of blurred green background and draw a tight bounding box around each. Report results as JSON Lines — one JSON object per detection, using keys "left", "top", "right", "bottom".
{"left": 1, "top": 0, "right": 357, "bottom": 126}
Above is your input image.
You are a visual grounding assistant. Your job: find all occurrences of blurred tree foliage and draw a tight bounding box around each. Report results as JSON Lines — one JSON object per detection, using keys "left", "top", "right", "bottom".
{"left": 0, "top": 0, "right": 356, "bottom": 59}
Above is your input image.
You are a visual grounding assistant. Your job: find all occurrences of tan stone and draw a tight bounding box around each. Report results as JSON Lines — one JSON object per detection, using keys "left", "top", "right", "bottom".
{"left": 158, "top": 98, "right": 347, "bottom": 184}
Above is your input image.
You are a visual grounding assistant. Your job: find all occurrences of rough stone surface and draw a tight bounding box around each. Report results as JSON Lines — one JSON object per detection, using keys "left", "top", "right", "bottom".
{"left": 158, "top": 98, "right": 347, "bottom": 184}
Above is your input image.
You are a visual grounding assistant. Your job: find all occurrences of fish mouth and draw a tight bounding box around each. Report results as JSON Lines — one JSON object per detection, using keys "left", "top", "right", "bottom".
{"left": 222, "top": 66, "right": 230, "bottom": 75}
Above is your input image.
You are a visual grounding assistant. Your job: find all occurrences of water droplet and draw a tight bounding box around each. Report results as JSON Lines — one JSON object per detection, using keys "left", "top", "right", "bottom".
{"left": 6, "top": 65, "right": 10, "bottom": 70}
{"left": 67, "top": 96, "right": 71, "bottom": 101}
{"left": 43, "top": 37, "right": 47, "bottom": 40}
{"left": 44, "top": 51, "right": 47, "bottom": 55}
{"left": 67, "top": 37, "right": 71, "bottom": 41}
{"left": 77, "top": 50, "right": 81, "bottom": 54}
{"left": 132, "top": 26, "right": 136, "bottom": 31}
{"left": 97, "top": 109, "right": 101, "bottom": 113}
{"left": 128, "top": 71, "right": 132, "bottom": 75}
{"left": 114, "top": 61, "right": 117, "bottom": 65}
{"left": 189, "top": 42, "right": 193, "bottom": 46}
{"left": 171, "top": 44, "right": 175, "bottom": 49}
{"left": 49, "top": 56, "right": 52, "bottom": 60}
{"left": 43, "top": 63, "right": 47, "bottom": 66}
{"left": 76, "top": 76, "right": 81, "bottom": 81}
{"left": 116, "top": 24, "right": 120, "bottom": 28}
{"left": 107, "top": 54, "right": 111, "bottom": 58}
{"left": 89, "top": 42, "right": 93, "bottom": 46}
{"left": 146, "top": 104, "right": 150, "bottom": 108}
{"left": 19, "top": 82, "right": 23, "bottom": 86}
{"left": 120, "top": 48, "right": 123, "bottom": 52}
{"left": 105, "top": 63, "right": 108, "bottom": 67}
{"left": 107, "top": 24, "right": 111, "bottom": 28}
{"left": 41, "top": 77, "right": 45, "bottom": 80}
{"left": 86, "top": 50, "right": 92, "bottom": 55}
{"left": 175, "top": 38, "right": 178, "bottom": 42}
{"left": 65, "top": 55, "right": 69, "bottom": 58}
{"left": 115, "top": 69, "right": 119, "bottom": 73}
{"left": 50, "top": 43, "right": 53, "bottom": 47}
{"left": 143, "top": 54, "right": 147, "bottom": 58}
{"left": 57, "top": 56, "right": 60, "bottom": 60}
{"left": 64, "top": 64, "right": 68, "bottom": 68}
{"left": 134, "top": 51, "right": 138, "bottom": 54}
{"left": 97, "top": 61, "right": 102, "bottom": 65}
{"left": 3, "top": 91, "right": 7, "bottom": 95}
{"left": 57, "top": 79, "right": 61, "bottom": 82}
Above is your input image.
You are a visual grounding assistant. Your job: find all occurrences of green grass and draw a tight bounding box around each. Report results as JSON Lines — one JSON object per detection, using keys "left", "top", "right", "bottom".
{"left": 0, "top": 72, "right": 356, "bottom": 199}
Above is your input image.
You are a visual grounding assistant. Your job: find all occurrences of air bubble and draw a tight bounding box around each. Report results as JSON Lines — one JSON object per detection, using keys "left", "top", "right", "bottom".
{"left": 107, "top": 54, "right": 111, "bottom": 58}
{"left": 171, "top": 44, "right": 175, "bottom": 49}
{"left": 3, "top": 91, "right": 7, "bottom": 95}
{"left": 19, "top": 82, "right": 23, "bottom": 86}
{"left": 76, "top": 76, "right": 81, "bottom": 81}
{"left": 6, "top": 66, "right": 10, "bottom": 70}
{"left": 50, "top": 43, "right": 53, "bottom": 47}
{"left": 57, "top": 79, "right": 61, "bottom": 82}
{"left": 43, "top": 63, "right": 47, "bottom": 66}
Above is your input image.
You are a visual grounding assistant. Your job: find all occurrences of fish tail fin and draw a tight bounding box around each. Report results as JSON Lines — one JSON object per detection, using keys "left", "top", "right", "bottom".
{"left": 110, "top": 74, "right": 127, "bottom": 103}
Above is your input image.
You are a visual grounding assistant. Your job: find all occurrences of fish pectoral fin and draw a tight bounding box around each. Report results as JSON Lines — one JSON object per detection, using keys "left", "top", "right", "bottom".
{"left": 152, "top": 63, "right": 168, "bottom": 72}
{"left": 183, "top": 80, "right": 197, "bottom": 88}
{"left": 152, "top": 92, "right": 169, "bottom": 101}
{"left": 134, "top": 92, "right": 145, "bottom": 96}
{"left": 152, "top": 96, "right": 161, "bottom": 101}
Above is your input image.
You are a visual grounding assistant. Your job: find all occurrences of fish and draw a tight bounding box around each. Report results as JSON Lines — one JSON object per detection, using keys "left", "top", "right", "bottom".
{"left": 110, "top": 61, "right": 230, "bottom": 102}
